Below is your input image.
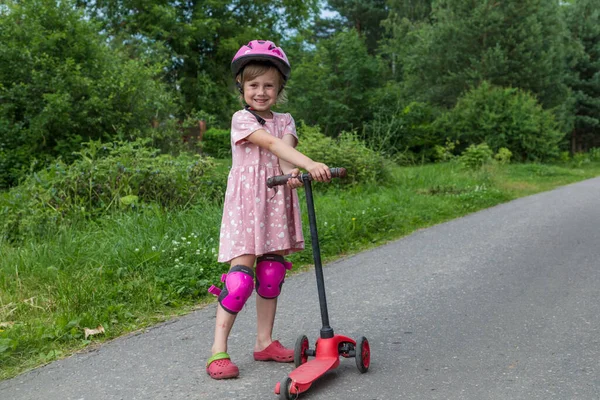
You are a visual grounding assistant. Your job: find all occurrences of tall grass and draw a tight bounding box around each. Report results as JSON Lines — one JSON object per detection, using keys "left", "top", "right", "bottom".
{"left": 2, "top": 161, "right": 600, "bottom": 379}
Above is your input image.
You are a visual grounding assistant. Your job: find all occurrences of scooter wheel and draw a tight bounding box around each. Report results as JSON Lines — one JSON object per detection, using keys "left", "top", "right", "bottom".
{"left": 294, "top": 334, "right": 309, "bottom": 367}
{"left": 355, "top": 336, "right": 370, "bottom": 373}
{"left": 280, "top": 377, "right": 299, "bottom": 400}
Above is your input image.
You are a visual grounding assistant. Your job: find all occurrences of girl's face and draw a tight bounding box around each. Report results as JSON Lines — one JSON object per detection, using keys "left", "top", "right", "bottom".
{"left": 242, "top": 68, "right": 280, "bottom": 117}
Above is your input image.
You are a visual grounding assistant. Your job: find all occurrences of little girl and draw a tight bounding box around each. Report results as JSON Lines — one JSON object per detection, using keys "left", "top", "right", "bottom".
{"left": 206, "top": 40, "right": 331, "bottom": 380}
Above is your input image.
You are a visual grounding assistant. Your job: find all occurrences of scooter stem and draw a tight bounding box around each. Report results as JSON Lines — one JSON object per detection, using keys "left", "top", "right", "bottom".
{"left": 303, "top": 177, "right": 334, "bottom": 339}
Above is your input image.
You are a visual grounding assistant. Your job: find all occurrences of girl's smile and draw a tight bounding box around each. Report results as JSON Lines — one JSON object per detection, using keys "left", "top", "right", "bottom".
{"left": 243, "top": 68, "right": 280, "bottom": 118}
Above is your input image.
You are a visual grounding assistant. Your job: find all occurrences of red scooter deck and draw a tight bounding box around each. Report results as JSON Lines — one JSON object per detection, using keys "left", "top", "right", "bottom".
{"left": 290, "top": 357, "right": 339, "bottom": 385}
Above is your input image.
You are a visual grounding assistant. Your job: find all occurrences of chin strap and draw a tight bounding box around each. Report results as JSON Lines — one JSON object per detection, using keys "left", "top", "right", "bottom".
{"left": 244, "top": 104, "right": 267, "bottom": 126}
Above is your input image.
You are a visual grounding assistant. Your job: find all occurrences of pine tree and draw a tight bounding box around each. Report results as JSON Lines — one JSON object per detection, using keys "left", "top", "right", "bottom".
{"left": 322, "top": 0, "right": 389, "bottom": 53}
{"left": 565, "top": 0, "right": 600, "bottom": 151}
{"left": 401, "top": 0, "right": 569, "bottom": 111}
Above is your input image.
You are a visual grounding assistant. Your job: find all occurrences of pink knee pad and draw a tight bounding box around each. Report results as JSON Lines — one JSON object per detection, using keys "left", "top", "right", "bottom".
{"left": 208, "top": 265, "right": 254, "bottom": 314}
{"left": 255, "top": 255, "right": 293, "bottom": 299}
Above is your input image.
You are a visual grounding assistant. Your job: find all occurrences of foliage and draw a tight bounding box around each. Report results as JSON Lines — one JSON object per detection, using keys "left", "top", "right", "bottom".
{"left": 564, "top": 0, "right": 600, "bottom": 151}
{"left": 433, "top": 139, "right": 459, "bottom": 163}
{"left": 77, "top": 0, "right": 319, "bottom": 123}
{"left": 399, "top": 0, "right": 569, "bottom": 112}
{"left": 296, "top": 124, "right": 391, "bottom": 185}
{"left": 0, "top": 140, "right": 226, "bottom": 243}
{"left": 0, "top": 0, "right": 178, "bottom": 188}
{"left": 434, "top": 82, "right": 565, "bottom": 162}
{"left": 495, "top": 148, "right": 513, "bottom": 165}
{"left": 362, "top": 100, "right": 440, "bottom": 163}
{"left": 458, "top": 143, "right": 494, "bottom": 169}
{"left": 200, "top": 128, "right": 231, "bottom": 159}
{"left": 286, "top": 29, "right": 384, "bottom": 136}
{"left": 323, "top": 0, "right": 389, "bottom": 53}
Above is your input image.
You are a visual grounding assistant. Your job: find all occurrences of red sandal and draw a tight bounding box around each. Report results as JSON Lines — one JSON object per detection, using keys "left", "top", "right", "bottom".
{"left": 253, "top": 340, "right": 294, "bottom": 362}
{"left": 206, "top": 352, "right": 239, "bottom": 379}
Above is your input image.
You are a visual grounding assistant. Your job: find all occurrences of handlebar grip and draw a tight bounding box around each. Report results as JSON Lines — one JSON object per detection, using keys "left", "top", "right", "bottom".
{"left": 266, "top": 168, "right": 347, "bottom": 188}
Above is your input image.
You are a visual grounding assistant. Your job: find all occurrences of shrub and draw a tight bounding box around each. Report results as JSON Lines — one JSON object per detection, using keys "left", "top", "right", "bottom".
{"left": 588, "top": 148, "right": 600, "bottom": 162}
{"left": 363, "top": 101, "right": 440, "bottom": 163}
{"left": 434, "top": 82, "right": 564, "bottom": 161}
{"left": 296, "top": 124, "right": 391, "bottom": 185}
{"left": 0, "top": 1, "right": 178, "bottom": 188}
{"left": 433, "top": 139, "right": 459, "bottom": 163}
{"left": 459, "top": 143, "right": 494, "bottom": 169}
{"left": 0, "top": 140, "right": 226, "bottom": 242}
{"left": 495, "top": 147, "right": 513, "bottom": 165}
{"left": 200, "top": 128, "right": 231, "bottom": 158}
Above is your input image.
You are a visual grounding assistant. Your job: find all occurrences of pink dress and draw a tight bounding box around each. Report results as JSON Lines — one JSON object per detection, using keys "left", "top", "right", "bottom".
{"left": 217, "top": 109, "right": 305, "bottom": 263}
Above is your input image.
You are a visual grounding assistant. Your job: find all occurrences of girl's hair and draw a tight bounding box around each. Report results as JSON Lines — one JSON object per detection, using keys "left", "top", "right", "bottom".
{"left": 237, "top": 62, "right": 288, "bottom": 104}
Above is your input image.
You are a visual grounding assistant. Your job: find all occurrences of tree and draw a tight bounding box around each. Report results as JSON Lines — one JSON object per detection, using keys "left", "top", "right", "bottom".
{"left": 77, "top": 0, "right": 319, "bottom": 124}
{"left": 0, "top": 0, "right": 176, "bottom": 188}
{"left": 285, "top": 29, "right": 383, "bottom": 136}
{"left": 380, "top": 0, "right": 433, "bottom": 80}
{"left": 400, "top": 0, "right": 569, "bottom": 113}
{"left": 320, "top": 0, "right": 389, "bottom": 53}
{"left": 565, "top": 0, "right": 600, "bottom": 152}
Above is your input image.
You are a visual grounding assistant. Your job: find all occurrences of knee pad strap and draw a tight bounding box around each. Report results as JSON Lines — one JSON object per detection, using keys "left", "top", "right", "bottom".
{"left": 255, "top": 254, "right": 293, "bottom": 299}
{"left": 208, "top": 265, "right": 254, "bottom": 314}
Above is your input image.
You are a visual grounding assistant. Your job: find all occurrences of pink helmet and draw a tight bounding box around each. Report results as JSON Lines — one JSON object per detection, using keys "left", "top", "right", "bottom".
{"left": 231, "top": 40, "right": 291, "bottom": 81}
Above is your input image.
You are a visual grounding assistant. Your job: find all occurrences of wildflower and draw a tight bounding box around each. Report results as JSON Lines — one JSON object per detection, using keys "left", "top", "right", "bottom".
{"left": 134, "top": 248, "right": 139, "bottom": 252}
{"left": 152, "top": 246, "right": 157, "bottom": 251}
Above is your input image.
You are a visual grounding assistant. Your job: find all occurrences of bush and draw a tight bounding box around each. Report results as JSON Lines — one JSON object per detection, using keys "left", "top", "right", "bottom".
{"left": 434, "top": 82, "right": 565, "bottom": 161}
{"left": 495, "top": 147, "right": 513, "bottom": 165}
{"left": 0, "top": 1, "right": 178, "bottom": 188}
{"left": 459, "top": 143, "right": 494, "bottom": 169}
{"left": 588, "top": 148, "right": 600, "bottom": 162}
{"left": 363, "top": 101, "right": 440, "bottom": 164}
{"left": 296, "top": 124, "right": 391, "bottom": 185}
{"left": 0, "top": 140, "right": 226, "bottom": 242}
{"left": 200, "top": 128, "right": 231, "bottom": 158}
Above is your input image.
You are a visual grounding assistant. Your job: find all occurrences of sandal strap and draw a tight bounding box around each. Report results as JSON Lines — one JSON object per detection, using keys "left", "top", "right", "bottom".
{"left": 206, "top": 352, "right": 231, "bottom": 367}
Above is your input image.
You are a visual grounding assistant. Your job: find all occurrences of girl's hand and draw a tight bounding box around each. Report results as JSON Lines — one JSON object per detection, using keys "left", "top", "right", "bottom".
{"left": 306, "top": 162, "right": 331, "bottom": 182}
{"left": 286, "top": 168, "right": 303, "bottom": 189}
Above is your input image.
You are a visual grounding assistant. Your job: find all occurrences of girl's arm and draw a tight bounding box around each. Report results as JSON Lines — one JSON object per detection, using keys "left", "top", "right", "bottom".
{"left": 279, "top": 134, "right": 298, "bottom": 175}
{"left": 279, "top": 135, "right": 302, "bottom": 189}
{"left": 246, "top": 129, "right": 331, "bottom": 182}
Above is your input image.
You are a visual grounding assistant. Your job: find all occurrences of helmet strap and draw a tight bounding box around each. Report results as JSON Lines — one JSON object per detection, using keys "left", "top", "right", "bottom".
{"left": 244, "top": 105, "right": 266, "bottom": 126}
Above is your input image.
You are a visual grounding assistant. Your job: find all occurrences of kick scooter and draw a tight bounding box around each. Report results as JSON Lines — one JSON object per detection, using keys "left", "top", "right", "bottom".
{"left": 267, "top": 168, "right": 371, "bottom": 399}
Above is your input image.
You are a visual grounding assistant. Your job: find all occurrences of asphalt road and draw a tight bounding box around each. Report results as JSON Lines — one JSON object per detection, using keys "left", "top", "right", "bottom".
{"left": 2, "top": 177, "right": 599, "bottom": 400}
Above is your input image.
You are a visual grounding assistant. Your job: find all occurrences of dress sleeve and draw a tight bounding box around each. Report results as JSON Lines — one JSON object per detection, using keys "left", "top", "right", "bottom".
{"left": 282, "top": 113, "right": 298, "bottom": 146}
{"left": 231, "top": 110, "right": 264, "bottom": 146}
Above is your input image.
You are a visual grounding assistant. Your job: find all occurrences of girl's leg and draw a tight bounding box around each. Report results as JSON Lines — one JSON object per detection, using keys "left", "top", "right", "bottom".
{"left": 254, "top": 250, "right": 287, "bottom": 352}
{"left": 255, "top": 296, "right": 278, "bottom": 352}
{"left": 211, "top": 254, "right": 256, "bottom": 355}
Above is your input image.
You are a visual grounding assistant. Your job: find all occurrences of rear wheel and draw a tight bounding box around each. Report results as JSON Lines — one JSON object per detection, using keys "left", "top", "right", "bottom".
{"left": 294, "top": 334, "right": 309, "bottom": 367}
{"left": 355, "top": 336, "right": 370, "bottom": 373}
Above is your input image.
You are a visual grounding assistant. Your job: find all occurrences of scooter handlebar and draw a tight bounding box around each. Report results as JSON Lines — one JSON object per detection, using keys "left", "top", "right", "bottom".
{"left": 267, "top": 167, "right": 347, "bottom": 188}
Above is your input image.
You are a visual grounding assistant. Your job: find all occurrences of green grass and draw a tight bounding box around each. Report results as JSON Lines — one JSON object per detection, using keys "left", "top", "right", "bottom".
{"left": 2, "top": 161, "right": 600, "bottom": 379}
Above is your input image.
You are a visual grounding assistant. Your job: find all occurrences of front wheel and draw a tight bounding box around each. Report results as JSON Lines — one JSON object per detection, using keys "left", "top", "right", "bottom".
{"left": 280, "top": 377, "right": 299, "bottom": 400}
{"left": 355, "top": 336, "right": 370, "bottom": 373}
{"left": 294, "top": 334, "right": 309, "bottom": 367}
